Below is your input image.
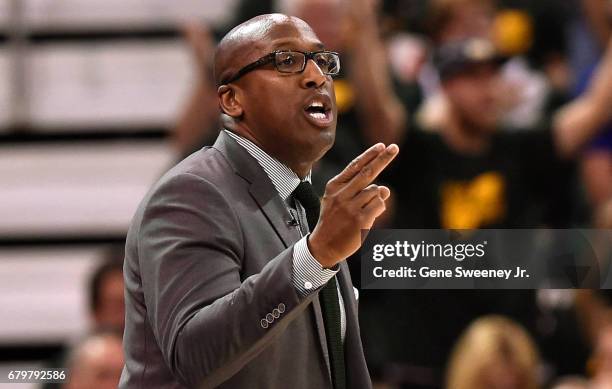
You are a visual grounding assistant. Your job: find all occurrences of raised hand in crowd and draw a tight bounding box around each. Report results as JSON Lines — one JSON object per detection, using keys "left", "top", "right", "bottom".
{"left": 173, "top": 22, "right": 220, "bottom": 155}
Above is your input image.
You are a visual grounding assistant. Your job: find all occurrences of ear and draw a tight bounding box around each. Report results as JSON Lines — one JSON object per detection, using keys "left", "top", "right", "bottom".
{"left": 218, "top": 85, "right": 244, "bottom": 118}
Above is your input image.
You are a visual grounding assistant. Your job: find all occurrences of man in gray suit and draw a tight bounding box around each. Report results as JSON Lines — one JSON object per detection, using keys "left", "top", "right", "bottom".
{"left": 120, "top": 13, "right": 399, "bottom": 389}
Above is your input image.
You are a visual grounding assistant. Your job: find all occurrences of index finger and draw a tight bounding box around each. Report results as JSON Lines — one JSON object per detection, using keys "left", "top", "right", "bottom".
{"left": 343, "top": 144, "right": 399, "bottom": 196}
{"left": 333, "top": 143, "right": 386, "bottom": 184}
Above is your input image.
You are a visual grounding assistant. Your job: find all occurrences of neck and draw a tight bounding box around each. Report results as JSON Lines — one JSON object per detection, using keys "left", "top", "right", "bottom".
{"left": 289, "top": 162, "right": 313, "bottom": 180}
{"left": 442, "top": 110, "right": 492, "bottom": 156}
{"left": 226, "top": 123, "right": 312, "bottom": 179}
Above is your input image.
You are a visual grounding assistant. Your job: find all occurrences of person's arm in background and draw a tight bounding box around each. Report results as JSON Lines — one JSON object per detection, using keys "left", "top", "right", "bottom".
{"left": 172, "top": 23, "right": 220, "bottom": 155}
{"left": 578, "top": 0, "right": 612, "bottom": 210}
{"left": 346, "top": 0, "right": 408, "bottom": 146}
{"left": 582, "top": 0, "right": 611, "bottom": 49}
{"left": 553, "top": 38, "right": 612, "bottom": 158}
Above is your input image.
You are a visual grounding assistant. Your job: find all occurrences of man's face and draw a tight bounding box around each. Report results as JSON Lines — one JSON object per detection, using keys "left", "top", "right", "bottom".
{"left": 233, "top": 18, "right": 337, "bottom": 168}
{"left": 443, "top": 63, "right": 501, "bottom": 132}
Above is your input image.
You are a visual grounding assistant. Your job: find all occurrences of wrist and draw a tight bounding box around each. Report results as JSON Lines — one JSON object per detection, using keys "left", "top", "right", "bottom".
{"left": 307, "top": 233, "right": 336, "bottom": 269}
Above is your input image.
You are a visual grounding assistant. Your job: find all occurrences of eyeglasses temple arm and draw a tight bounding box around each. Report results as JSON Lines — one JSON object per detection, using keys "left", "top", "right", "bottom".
{"left": 222, "top": 53, "right": 277, "bottom": 85}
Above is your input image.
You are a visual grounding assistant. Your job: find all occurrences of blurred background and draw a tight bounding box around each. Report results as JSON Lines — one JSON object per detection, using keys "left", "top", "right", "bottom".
{"left": 0, "top": 0, "right": 611, "bottom": 388}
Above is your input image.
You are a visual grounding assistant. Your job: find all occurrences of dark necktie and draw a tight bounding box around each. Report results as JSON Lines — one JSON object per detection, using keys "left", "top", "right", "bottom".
{"left": 292, "top": 181, "right": 346, "bottom": 389}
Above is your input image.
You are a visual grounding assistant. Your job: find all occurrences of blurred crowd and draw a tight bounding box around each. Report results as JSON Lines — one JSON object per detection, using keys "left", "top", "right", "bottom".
{"left": 26, "top": 0, "right": 612, "bottom": 388}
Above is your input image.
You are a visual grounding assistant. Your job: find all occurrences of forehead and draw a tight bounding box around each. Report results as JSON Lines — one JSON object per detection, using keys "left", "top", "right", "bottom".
{"left": 251, "top": 18, "right": 323, "bottom": 55}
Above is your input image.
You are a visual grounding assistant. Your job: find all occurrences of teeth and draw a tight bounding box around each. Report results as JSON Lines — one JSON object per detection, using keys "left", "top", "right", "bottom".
{"left": 309, "top": 101, "right": 324, "bottom": 108}
{"left": 308, "top": 112, "right": 327, "bottom": 120}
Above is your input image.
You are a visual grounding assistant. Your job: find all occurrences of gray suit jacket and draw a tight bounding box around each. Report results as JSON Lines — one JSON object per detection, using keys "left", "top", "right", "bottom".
{"left": 120, "top": 131, "right": 372, "bottom": 389}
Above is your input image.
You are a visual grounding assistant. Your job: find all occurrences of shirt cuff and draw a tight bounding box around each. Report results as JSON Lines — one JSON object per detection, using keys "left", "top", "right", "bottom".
{"left": 292, "top": 235, "right": 338, "bottom": 297}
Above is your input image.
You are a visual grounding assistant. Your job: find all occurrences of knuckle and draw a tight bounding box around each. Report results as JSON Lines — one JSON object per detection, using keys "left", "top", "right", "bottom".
{"left": 348, "top": 158, "right": 360, "bottom": 170}
{"left": 322, "top": 193, "right": 334, "bottom": 205}
{"left": 327, "top": 177, "right": 338, "bottom": 187}
{"left": 360, "top": 166, "right": 373, "bottom": 177}
{"left": 362, "top": 188, "right": 376, "bottom": 198}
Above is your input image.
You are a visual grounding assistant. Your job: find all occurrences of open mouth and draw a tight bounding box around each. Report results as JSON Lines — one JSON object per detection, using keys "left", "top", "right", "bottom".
{"left": 303, "top": 99, "right": 333, "bottom": 127}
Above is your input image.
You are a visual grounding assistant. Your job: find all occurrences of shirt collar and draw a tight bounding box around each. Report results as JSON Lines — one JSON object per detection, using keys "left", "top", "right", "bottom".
{"left": 224, "top": 130, "right": 311, "bottom": 201}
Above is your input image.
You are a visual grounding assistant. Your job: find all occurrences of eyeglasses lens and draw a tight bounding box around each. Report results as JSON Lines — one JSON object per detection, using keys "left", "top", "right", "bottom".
{"left": 274, "top": 52, "right": 340, "bottom": 75}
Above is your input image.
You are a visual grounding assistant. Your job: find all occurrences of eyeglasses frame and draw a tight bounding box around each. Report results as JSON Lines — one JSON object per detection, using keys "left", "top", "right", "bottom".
{"left": 221, "top": 50, "right": 340, "bottom": 85}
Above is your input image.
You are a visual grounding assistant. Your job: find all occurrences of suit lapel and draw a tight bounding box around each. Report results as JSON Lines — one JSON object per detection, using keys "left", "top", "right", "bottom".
{"left": 212, "top": 131, "right": 300, "bottom": 248}
{"left": 248, "top": 177, "right": 300, "bottom": 248}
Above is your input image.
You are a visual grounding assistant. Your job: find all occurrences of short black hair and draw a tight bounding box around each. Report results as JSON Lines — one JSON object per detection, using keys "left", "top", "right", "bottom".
{"left": 89, "top": 246, "right": 124, "bottom": 314}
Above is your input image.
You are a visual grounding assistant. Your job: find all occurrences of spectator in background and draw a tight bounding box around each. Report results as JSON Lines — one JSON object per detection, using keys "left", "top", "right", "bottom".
{"left": 89, "top": 248, "right": 125, "bottom": 332}
{"left": 363, "top": 37, "right": 612, "bottom": 387}
{"left": 418, "top": 0, "right": 570, "bottom": 131}
{"left": 569, "top": 4, "right": 612, "bottom": 370}
{"left": 388, "top": 36, "right": 612, "bottom": 229}
{"left": 416, "top": 0, "right": 497, "bottom": 130}
{"left": 445, "top": 315, "right": 540, "bottom": 389}
{"left": 42, "top": 249, "right": 126, "bottom": 389}
{"left": 62, "top": 329, "right": 124, "bottom": 389}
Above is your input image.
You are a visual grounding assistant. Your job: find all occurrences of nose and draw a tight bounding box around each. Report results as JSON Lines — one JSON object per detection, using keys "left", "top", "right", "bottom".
{"left": 300, "top": 58, "right": 327, "bottom": 89}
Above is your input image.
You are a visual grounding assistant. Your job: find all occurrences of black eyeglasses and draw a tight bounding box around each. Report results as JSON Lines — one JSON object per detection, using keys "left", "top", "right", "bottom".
{"left": 222, "top": 50, "right": 341, "bottom": 85}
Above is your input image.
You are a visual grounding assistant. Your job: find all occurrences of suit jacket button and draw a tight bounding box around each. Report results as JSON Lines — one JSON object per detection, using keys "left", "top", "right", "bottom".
{"left": 266, "top": 313, "right": 274, "bottom": 323}
{"left": 278, "top": 303, "right": 285, "bottom": 313}
{"left": 272, "top": 308, "right": 280, "bottom": 318}
{"left": 260, "top": 319, "right": 269, "bottom": 329}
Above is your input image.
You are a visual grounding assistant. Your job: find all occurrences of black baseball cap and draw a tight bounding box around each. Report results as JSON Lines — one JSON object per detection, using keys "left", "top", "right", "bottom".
{"left": 434, "top": 38, "right": 507, "bottom": 81}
